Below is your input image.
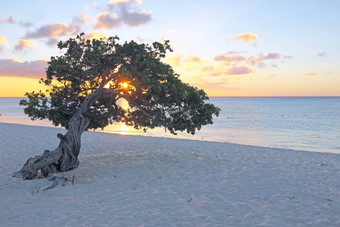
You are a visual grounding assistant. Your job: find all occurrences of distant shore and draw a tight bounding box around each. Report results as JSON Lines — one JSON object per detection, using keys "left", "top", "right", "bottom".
{"left": 1, "top": 122, "right": 339, "bottom": 226}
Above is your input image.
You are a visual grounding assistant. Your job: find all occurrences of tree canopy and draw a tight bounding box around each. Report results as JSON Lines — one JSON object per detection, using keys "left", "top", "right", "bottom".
{"left": 20, "top": 33, "right": 220, "bottom": 135}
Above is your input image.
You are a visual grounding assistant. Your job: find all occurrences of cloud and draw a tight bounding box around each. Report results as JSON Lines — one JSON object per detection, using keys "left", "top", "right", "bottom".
{"left": 46, "top": 38, "right": 60, "bottom": 46}
{"left": 214, "top": 52, "right": 288, "bottom": 68}
{"left": 1, "top": 15, "right": 17, "bottom": 24}
{"left": 260, "top": 53, "right": 281, "bottom": 60}
{"left": 19, "top": 21, "right": 34, "bottom": 28}
{"left": 166, "top": 54, "right": 252, "bottom": 77}
{"left": 24, "top": 23, "right": 76, "bottom": 39}
{"left": 94, "top": 0, "right": 151, "bottom": 29}
{"left": 167, "top": 50, "right": 293, "bottom": 78}
{"left": 317, "top": 52, "right": 326, "bottom": 57}
{"left": 187, "top": 55, "right": 201, "bottom": 63}
{"left": 0, "top": 58, "right": 47, "bottom": 79}
{"left": 95, "top": 12, "right": 121, "bottom": 29}
{"left": 22, "top": 13, "right": 89, "bottom": 46}
{"left": 226, "top": 66, "right": 252, "bottom": 75}
{"left": 108, "top": 0, "right": 142, "bottom": 7}
{"left": 246, "top": 52, "right": 292, "bottom": 68}
{"left": 120, "top": 10, "right": 152, "bottom": 26}
{"left": 23, "top": 23, "right": 78, "bottom": 46}
{"left": 85, "top": 3, "right": 99, "bottom": 10}
{"left": 246, "top": 56, "right": 266, "bottom": 68}
{"left": 283, "top": 55, "right": 293, "bottom": 59}
{"left": 71, "top": 14, "right": 89, "bottom": 31}
{"left": 303, "top": 72, "right": 317, "bottom": 76}
{"left": 234, "top": 33, "right": 257, "bottom": 42}
{"left": 0, "top": 15, "right": 33, "bottom": 28}
{"left": 0, "top": 36, "right": 7, "bottom": 46}
{"left": 214, "top": 54, "right": 246, "bottom": 63}
{"left": 14, "top": 39, "right": 36, "bottom": 51}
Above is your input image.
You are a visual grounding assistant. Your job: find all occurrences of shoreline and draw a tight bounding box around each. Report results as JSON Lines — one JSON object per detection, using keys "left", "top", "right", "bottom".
{"left": 1, "top": 122, "right": 340, "bottom": 226}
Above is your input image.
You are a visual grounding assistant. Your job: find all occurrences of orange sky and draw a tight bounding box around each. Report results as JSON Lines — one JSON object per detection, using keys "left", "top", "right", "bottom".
{"left": 0, "top": 76, "right": 45, "bottom": 97}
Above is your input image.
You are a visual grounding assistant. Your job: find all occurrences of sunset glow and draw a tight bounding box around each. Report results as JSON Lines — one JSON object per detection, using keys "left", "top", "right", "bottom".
{"left": 0, "top": 1, "right": 339, "bottom": 97}
{"left": 119, "top": 123, "right": 130, "bottom": 135}
{"left": 121, "top": 82, "right": 129, "bottom": 89}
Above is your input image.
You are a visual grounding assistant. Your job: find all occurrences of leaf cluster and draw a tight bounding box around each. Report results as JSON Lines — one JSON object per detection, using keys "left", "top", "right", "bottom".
{"left": 21, "top": 33, "right": 220, "bottom": 134}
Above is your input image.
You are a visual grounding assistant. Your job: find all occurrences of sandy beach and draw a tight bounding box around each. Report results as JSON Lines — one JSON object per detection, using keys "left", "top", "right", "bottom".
{"left": 0, "top": 122, "right": 339, "bottom": 226}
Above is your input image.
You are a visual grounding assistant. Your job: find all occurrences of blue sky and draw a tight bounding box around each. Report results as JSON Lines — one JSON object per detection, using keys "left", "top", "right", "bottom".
{"left": 1, "top": 0, "right": 340, "bottom": 96}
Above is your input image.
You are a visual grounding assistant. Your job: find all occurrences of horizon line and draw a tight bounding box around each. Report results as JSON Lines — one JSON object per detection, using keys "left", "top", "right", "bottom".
{"left": 1, "top": 95, "right": 340, "bottom": 98}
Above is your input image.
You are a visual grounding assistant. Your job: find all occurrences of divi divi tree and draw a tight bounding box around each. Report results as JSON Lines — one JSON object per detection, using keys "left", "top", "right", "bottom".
{"left": 14, "top": 33, "right": 220, "bottom": 180}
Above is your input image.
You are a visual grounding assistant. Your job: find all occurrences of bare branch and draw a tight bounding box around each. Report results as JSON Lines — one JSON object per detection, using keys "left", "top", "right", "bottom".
{"left": 100, "top": 72, "right": 120, "bottom": 89}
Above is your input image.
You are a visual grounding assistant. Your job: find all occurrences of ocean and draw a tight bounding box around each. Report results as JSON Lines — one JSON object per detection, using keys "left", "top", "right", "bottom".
{"left": 0, "top": 97, "right": 339, "bottom": 153}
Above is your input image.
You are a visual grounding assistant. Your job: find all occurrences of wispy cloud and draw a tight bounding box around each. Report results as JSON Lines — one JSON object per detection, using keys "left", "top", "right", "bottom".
{"left": 165, "top": 54, "right": 253, "bottom": 95}
{"left": 166, "top": 54, "right": 252, "bottom": 77}
{"left": 0, "top": 58, "right": 47, "bottom": 78}
{"left": 14, "top": 39, "right": 36, "bottom": 51}
{"left": 260, "top": 53, "right": 281, "bottom": 60}
{"left": 1, "top": 15, "right": 33, "bottom": 27}
{"left": 94, "top": 0, "right": 151, "bottom": 29}
{"left": 303, "top": 72, "right": 318, "bottom": 76}
{"left": 247, "top": 53, "right": 292, "bottom": 68}
{"left": 19, "top": 21, "right": 34, "bottom": 28}
{"left": 234, "top": 33, "right": 257, "bottom": 43}
{"left": 317, "top": 52, "right": 326, "bottom": 57}
{"left": 226, "top": 66, "right": 252, "bottom": 75}
{"left": 71, "top": 14, "right": 90, "bottom": 31}
{"left": 108, "top": 0, "right": 142, "bottom": 7}
{"left": 0, "top": 15, "right": 17, "bottom": 24}
{"left": 213, "top": 52, "right": 291, "bottom": 68}
{"left": 166, "top": 50, "right": 292, "bottom": 79}
{"left": 84, "top": 3, "right": 99, "bottom": 10}
{"left": 214, "top": 54, "right": 246, "bottom": 63}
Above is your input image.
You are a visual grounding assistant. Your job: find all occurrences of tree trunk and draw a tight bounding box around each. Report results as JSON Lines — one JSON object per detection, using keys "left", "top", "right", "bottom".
{"left": 13, "top": 89, "right": 104, "bottom": 180}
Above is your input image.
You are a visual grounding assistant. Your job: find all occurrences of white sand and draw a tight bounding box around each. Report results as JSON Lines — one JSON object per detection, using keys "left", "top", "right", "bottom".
{"left": 0, "top": 123, "right": 339, "bottom": 226}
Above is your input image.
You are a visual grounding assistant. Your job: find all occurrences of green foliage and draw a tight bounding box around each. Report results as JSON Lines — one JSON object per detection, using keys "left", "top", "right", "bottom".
{"left": 21, "top": 33, "right": 220, "bottom": 134}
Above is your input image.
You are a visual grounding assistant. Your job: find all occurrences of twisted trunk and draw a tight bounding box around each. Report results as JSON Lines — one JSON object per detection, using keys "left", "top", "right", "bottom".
{"left": 14, "top": 89, "right": 105, "bottom": 180}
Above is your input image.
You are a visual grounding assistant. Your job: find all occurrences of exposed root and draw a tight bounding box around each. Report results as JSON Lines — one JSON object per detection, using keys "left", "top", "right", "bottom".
{"left": 42, "top": 173, "right": 75, "bottom": 191}
{"left": 13, "top": 130, "right": 82, "bottom": 180}
{"left": 15, "top": 91, "right": 96, "bottom": 180}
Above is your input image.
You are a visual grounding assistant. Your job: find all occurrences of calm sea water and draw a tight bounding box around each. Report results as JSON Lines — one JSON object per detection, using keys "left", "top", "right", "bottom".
{"left": 0, "top": 97, "right": 339, "bottom": 153}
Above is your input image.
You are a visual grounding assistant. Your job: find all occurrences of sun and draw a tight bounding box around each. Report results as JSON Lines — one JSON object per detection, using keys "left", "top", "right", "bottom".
{"left": 121, "top": 82, "right": 129, "bottom": 89}
{"left": 118, "top": 123, "right": 130, "bottom": 135}
{"left": 104, "top": 81, "right": 130, "bottom": 90}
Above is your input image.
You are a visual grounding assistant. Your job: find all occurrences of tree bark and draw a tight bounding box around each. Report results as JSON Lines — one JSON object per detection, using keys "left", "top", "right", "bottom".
{"left": 13, "top": 89, "right": 106, "bottom": 180}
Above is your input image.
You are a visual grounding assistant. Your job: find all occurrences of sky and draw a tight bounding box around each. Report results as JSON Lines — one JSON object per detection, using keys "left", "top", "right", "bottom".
{"left": 0, "top": 0, "right": 339, "bottom": 97}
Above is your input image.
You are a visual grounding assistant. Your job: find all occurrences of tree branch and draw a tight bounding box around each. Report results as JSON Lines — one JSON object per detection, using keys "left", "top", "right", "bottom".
{"left": 48, "top": 108, "right": 74, "bottom": 115}
{"left": 100, "top": 72, "right": 120, "bottom": 89}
